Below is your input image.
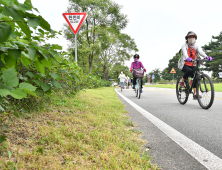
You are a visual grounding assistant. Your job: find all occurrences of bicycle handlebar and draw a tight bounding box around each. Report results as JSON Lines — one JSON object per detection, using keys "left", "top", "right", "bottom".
{"left": 132, "top": 68, "right": 145, "bottom": 71}
{"left": 184, "top": 58, "right": 209, "bottom": 62}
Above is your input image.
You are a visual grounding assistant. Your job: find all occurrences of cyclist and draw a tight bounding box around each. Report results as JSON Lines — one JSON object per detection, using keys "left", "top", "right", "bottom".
{"left": 130, "top": 54, "right": 146, "bottom": 93}
{"left": 178, "top": 31, "right": 213, "bottom": 99}
{"left": 125, "top": 75, "right": 130, "bottom": 88}
{"left": 118, "top": 70, "right": 126, "bottom": 89}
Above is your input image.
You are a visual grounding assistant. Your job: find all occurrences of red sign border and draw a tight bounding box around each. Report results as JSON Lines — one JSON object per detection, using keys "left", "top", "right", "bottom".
{"left": 62, "top": 13, "right": 87, "bottom": 34}
{"left": 170, "top": 67, "right": 176, "bottom": 73}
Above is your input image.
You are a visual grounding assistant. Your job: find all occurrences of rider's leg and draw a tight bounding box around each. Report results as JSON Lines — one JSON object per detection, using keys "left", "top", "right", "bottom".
{"left": 133, "top": 74, "right": 136, "bottom": 88}
{"left": 181, "top": 65, "right": 193, "bottom": 87}
{"left": 182, "top": 65, "right": 193, "bottom": 80}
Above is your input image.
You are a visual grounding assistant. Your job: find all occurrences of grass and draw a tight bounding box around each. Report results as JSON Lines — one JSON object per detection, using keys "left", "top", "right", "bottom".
{"left": 145, "top": 83, "right": 222, "bottom": 92}
{"left": 0, "top": 87, "right": 160, "bottom": 170}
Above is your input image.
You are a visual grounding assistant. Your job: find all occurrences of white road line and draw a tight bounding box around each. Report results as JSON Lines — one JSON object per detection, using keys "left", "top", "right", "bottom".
{"left": 115, "top": 89, "right": 222, "bottom": 170}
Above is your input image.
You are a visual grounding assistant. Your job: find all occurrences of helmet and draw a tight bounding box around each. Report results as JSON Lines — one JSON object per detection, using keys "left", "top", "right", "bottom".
{"left": 134, "top": 54, "right": 140, "bottom": 58}
{"left": 185, "top": 31, "right": 197, "bottom": 40}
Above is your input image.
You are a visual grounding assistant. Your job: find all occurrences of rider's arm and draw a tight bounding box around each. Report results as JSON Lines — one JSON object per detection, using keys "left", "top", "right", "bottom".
{"left": 181, "top": 44, "right": 190, "bottom": 59}
{"left": 140, "top": 61, "right": 145, "bottom": 69}
{"left": 196, "top": 46, "right": 208, "bottom": 58}
{"left": 130, "top": 62, "right": 134, "bottom": 70}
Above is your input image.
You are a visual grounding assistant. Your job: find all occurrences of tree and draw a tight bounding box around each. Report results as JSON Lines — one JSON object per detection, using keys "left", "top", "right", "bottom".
{"left": 161, "top": 52, "right": 183, "bottom": 81}
{"left": 97, "top": 27, "right": 138, "bottom": 79}
{"left": 202, "top": 32, "right": 222, "bottom": 83}
{"left": 148, "top": 68, "right": 161, "bottom": 83}
{"left": 109, "top": 63, "right": 130, "bottom": 82}
{"left": 64, "top": 0, "right": 128, "bottom": 73}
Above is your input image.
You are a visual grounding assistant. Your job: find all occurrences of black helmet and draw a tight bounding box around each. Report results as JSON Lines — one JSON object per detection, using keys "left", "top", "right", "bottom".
{"left": 185, "top": 31, "right": 197, "bottom": 40}
{"left": 134, "top": 54, "right": 139, "bottom": 58}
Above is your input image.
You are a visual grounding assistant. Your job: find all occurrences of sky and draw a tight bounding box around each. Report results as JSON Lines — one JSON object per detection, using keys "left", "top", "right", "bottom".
{"left": 19, "top": 0, "right": 222, "bottom": 74}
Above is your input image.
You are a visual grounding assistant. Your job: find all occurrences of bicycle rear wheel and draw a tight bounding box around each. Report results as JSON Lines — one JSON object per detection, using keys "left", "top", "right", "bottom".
{"left": 138, "top": 78, "right": 141, "bottom": 99}
{"left": 176, "top": 76, "right": 189, "bottom": 104}
{"left": 196, "top": 74, "right": 214, "bottom": 109}
{"left": 135, "top": 81, "right": 138, "bottom": 97}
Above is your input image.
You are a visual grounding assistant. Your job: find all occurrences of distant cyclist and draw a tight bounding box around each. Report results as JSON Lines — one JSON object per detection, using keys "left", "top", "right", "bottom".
{"left": 118, "top": 70, "right": 126, "bottom": 89}
{"left": 130, "top": 54, "right": 146, "bottom": 92}
{"left": 125, "top": 75, "right": 131, "bottom": 88}
{"left": 178, "top": 31, "right": 213, "bottom": 99}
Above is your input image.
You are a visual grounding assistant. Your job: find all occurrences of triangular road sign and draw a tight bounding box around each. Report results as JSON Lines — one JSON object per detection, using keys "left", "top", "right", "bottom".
{"left": 170, "top": 68, "right": 176, "bottom": 73}
{"left": 62, "top": 13, "right": 87, "bottom": 34}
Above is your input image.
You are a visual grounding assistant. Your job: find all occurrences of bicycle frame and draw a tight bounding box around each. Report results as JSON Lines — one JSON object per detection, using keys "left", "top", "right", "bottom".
{"left": 186, "top": 59, "right": 208, "bottom": 94}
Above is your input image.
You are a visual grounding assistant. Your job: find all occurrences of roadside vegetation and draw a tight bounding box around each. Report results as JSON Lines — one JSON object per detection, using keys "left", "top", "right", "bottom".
{"left": 0, "top": 87, "right": 160, "bottom": 169}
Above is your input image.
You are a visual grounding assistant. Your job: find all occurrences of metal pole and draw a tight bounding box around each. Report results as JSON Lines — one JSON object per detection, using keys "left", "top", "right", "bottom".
{"left": 75, "top": 34, "right": 77, "bottom": 63}
{"left": 173, "top": 73, "right": 174, "bottom": 85}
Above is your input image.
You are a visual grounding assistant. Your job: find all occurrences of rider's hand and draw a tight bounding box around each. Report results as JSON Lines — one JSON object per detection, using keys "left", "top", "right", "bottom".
{"left": 206, "top": 56, "right": 213, "bottom": 61}
{"left": 144, "top": 68, "right": 146, "bottom": 72}
{"left": 186, "top": 58, "right": 192, "bottom": 62}
{"left": 130, "top": 68, "right": 132, "bottom": 72}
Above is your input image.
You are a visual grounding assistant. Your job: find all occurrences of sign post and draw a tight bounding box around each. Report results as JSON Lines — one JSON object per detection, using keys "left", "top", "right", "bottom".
{"left": 170, "top": 68, "right": 176, "bottom": 85}
{"left": 152, "top": 74, "right": 155, "bottom": 84}
{"left": 62, "top": 13, "right": 87, "bottom": 63}
{"left": 219, "top": 72, "right": 222, "bottom": 79}
{"left": 148, "top": 75, "right": 151, "bottom": 84}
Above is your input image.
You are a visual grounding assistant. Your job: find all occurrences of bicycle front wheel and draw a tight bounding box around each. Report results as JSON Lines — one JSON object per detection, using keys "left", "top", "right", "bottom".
{"left": 176, "top": 76, "right": 189, "bottom": 104}
{"left": 138, "top": 78, "right": 141, "bottom": 99}
{"left": 196, "top": 74, "right": 214, "bottom": 109}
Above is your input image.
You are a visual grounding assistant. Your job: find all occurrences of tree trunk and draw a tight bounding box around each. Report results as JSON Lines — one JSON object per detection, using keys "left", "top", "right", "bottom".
{"left": 88, "top": 53, "right": 93, "bottom": 73}
{"left": 217, "top": 68, "right": 219, "bottom": 83}
{"left": 106, "top": 69, "right": 109, "bottom": 80}
{"left": 103, "top": 65, "right": 106, "bottom": 79}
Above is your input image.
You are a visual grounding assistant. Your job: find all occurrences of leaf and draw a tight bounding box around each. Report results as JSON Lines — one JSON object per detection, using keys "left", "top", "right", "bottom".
{"left": 23, "top": 88, "right": 37, "bottom": 97}
{"left": 21, "top": 57, "right": 31, "bottom": 67}
{"left": 40, "top": 83, "right": 51, "bottom": 92}
{"left": 24, "top": 0, "right": 33, "bottom": 10}
{"left": 5, "top": 54, "right": 17, "bottom": 69}
{"left": 26, "top": 71, "right": 34, "bottom": 78}
{"left": 28, "top": 47, "right": 36, "bottom": 60}
{"left": 0, "top": 89, "right": 10, "bottom": 97}
{"left": 33, "top": 80, "right": 41, "bottom": 86}
{"left": 10, "top": 88, "right": 27, "bottom": 99}
{"left": 0, "top": 16, "right": 15, "bottom": 31}
{"left": 16, "top": 22, "right": 31, "bottom": 40}
{"left": 0, "top": 23, "right": 12, "bottom": 43}
{"left": 8, "top": 49, "right": 21, "bottom": 60}
{"left": 3, "top": 6, "right": 23, "bottom": 21}
{"left": 38, "top": 50, "right": 49, "bottom": 60}
{"left": 0, "top": 105, "right": 5, "bottom": 111}
{"left": 34, "top": 61, "right": 45, "bottom": 75}
{"left": 8, "top": 151, "right": 12, "bottom": 159}
{"left": 0, "top": 135, "right": 6, "bottom": 143}
{"left": 52, "top": 80, "right": 61, "bottom": 88}
{"left": 2, "top": 67, "right": 19, "bottom": 87}
{"left": 19, "top": 82, "right": 36, "bottom": 91}
{"left": 0, "top": 59, "right": 5, "bottom": 70}
{"left": 51, "top": 44, "right": 62, "bottom": 50}
{"left": 41, "top": 58, "right": 52, "bottom": 69}
{"left": 39, "top": 15, "right": 51, "bottom": 31}
{"left": 49, "top": 72, "right": 59, "bottom": 79}
{"left": 27, "top": 17, "right": 40, "bottom": 28}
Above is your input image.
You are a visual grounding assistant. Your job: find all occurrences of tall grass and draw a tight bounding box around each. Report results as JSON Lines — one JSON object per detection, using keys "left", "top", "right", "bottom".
{"left": 0, "top": 87, "right": 160, "bottom": 170}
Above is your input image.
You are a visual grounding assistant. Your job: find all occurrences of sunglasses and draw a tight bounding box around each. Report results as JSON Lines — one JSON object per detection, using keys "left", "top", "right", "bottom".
{"left": 134, "top": 56, "right": 139, "bottom": 58}
{"left": 190, "top": 50, "right": 193, "bottom": 57}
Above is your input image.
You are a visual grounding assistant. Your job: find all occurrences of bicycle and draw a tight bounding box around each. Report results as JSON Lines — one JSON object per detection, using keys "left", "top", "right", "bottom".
{"left": 119, "top": 78, "right": 125, "bottom": 92}
{"left": 176, "top": 58, "right": 215, "bottom": 109}
{"left": 132, "top": 68, "right": 145, "bottom": 99}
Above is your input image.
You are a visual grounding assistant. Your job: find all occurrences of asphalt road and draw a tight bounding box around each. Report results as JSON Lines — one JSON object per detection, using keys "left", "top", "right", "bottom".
{"left": 116, "top": 86, "right": 222, "bottom": 170}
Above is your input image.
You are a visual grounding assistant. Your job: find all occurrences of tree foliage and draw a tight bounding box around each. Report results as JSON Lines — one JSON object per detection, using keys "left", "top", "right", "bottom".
{"left": 202, "top": 32, "right": 222, "bottom": 82}
{"left": 64, "top": 0, "right": 137, "bottom": 77}
{"left": 0, "top": 0, "right": 111, "bottom": 132}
